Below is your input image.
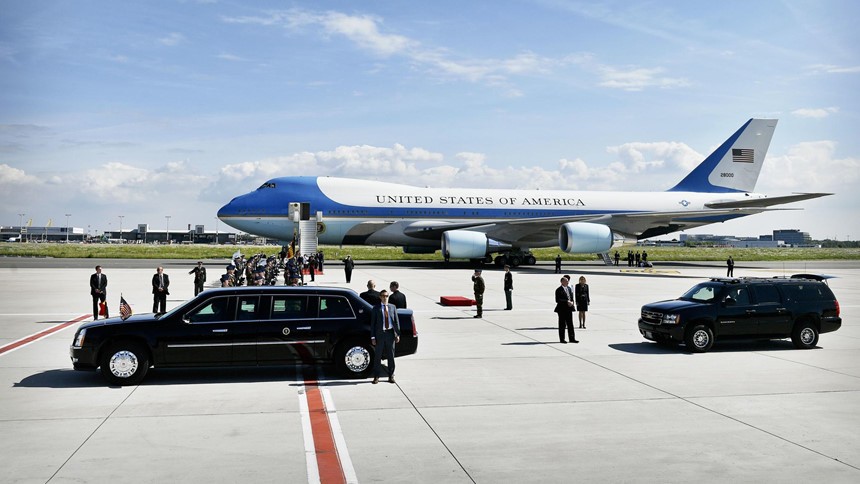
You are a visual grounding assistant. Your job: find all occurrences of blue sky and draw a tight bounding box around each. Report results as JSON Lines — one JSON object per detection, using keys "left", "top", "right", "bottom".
{"left": 1, "top": 0, "right": 858, "bottom": 240}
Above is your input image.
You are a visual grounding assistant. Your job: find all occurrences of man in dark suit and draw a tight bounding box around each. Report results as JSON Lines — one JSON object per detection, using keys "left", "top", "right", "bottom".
{"left": 360, "top": 280, "right": 381, "bottom": 306}
{"left": 188, "top": 261, "right": 206, "bottom": 296}
{"left": 90, "top": 265, "right": 108, "bottom": 320}
{"left": 370, "top": 290, "right": 401, "bottom": 384}
{"left": 388, "top": 281, "right": 407, "bottom": 309}
{"left": 503, "top": 265, "right": 513, "bottom": 310}
{"left": 554, "top": 276, "right": 577, "bottom": 343}
{"left": 555, "top": 254, "right": 562, "bottom": 274}
{"left": 343, "top": 255, "right": 354, "bottom": 283}
{"left": 151, "top": 266, "right": 170, "bottom": 313}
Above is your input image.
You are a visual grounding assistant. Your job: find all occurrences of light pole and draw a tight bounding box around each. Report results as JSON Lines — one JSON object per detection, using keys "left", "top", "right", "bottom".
{"left": 165, "top": 215, "right": 171, "bottom": 244}
{"left": 65, "top": 214, "right": 71, "bottom": 243}
{"left": 18, "top": 213, "right": 25, "bottom": 242}
{"left": 118, "top": 215, "right": 124, "bottom": 243}
{"left": 215, "top": 217, "right": 219, "bottom": 245}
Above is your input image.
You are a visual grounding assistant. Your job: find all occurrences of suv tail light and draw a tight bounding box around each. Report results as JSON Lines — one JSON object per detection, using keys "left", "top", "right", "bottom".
{"left": 835, "top": 300, "right": 840, "bottom": 317}
{"left": 411, "top": 315, "right": 418, "bottom": 336}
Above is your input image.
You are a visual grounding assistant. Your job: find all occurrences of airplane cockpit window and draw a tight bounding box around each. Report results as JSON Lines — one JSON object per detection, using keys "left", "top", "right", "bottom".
{"left": 257, "top": 182, "right": 276, "bottom": 190}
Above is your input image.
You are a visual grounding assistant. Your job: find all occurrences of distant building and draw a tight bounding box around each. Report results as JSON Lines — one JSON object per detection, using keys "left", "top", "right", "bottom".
{"left": 2, "top": 222, "right": 239, "bottom": 244}
{"left": 772, "top": 229, "right": 812, "bottom": 247}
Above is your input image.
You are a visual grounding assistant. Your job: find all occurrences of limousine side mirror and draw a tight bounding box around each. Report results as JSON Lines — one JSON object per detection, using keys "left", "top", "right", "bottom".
{"left": 182, "top": 316, "right": 191, "bottom": 324}
{"left": 723, "top": 297, "right": 736, "bottom": 306}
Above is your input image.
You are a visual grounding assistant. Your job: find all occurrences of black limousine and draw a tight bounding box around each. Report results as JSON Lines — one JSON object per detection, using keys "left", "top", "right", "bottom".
{"left": 71, "top": 286, "right": 418, "bottom": 385}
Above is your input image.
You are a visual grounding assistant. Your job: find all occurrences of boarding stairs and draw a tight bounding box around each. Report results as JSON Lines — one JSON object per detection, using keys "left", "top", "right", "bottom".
{"left": 599, "top": 252, "right": 613, "bottom": 265}
{"left": 298, "top": 220, "right": 318, "bottom": 258}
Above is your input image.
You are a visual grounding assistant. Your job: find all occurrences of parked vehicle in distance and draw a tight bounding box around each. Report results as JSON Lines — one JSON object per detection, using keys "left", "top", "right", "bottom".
{"left": 638, "top": 275, "right": 841, "bottom": 353}
{"left": 70, "top": 286, "right": 418, "bottom": 385}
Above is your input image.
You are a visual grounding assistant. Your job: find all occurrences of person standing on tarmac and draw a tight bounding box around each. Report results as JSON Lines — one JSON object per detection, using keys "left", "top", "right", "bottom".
{"left": 343, "top": 255, "right": 354, "bottom": 283}
{"left": 472, "top": 269, "right": 485, "bottom": 318}
{"left": 388, "top": 281, "right": 407, "bottom": 309}
{"left": 189, "top": 261, "right": 206, "bottom": 296}
{"left": 503, "top": 265, "right": 513, "bottom": 310}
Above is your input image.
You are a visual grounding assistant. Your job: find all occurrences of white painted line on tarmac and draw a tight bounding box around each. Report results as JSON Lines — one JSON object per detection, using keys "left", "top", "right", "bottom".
{"left": 322, "top": 388, "right": 358, "bottom": 484}
{"left": 297, "top": 373, "right": 322, "bottom": 484}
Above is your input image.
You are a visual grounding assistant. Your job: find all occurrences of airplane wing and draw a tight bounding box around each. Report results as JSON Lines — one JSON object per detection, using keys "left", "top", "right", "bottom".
{"left": 403, "top": 207, "right": 804, "bottom": 245}
{"left": 704, "top": 193, "right": 832, "bottom": 209}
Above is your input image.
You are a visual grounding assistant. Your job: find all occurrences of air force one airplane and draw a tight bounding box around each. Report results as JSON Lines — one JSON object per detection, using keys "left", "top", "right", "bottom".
{"left": 218, "top": 119, "right": 832, "bottom": 264}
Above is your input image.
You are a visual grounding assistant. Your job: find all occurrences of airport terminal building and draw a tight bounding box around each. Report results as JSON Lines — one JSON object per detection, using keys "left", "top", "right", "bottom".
{"left": 1, "top": 224, "right": 238, "bottom": 244}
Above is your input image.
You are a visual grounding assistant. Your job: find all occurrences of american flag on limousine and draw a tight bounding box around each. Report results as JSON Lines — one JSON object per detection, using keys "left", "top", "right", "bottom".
{"left": 732, "top": 148, "right": 754, "bottom": 163}
{"left": 119, "top": 295, "right": 133, "bottom": 321}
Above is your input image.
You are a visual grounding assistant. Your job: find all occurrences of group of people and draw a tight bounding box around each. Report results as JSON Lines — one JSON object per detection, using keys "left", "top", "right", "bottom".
{"left": 620, "top": 250, "right": 648, "bottom": 267}
{"left": 89, "top": 264, "right": 174, "bottom": 320}
{"left": 554, "top": 275, "right": 591, "bottom": 343}
{"left": 470, "top": 265, "right": 515, "bottom": 318}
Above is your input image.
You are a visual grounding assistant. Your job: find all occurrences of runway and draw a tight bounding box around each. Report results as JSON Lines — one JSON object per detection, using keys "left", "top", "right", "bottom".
{"left": 1, "top": 258, "right": 858, "bottom": 482}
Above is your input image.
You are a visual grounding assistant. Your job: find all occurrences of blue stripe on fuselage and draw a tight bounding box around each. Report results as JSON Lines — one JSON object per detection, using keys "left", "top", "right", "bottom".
{"left": 219, "top": 176, "right": 634, "bottom": 220}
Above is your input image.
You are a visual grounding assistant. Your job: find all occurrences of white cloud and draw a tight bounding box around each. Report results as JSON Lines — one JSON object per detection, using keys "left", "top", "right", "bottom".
{"left": 597, "top": 65, "right": 690, "bottom": 91}
{"left": 806, "top": 64, "right": 860, "bottom": 74}
{"left": 0, "top": 163, "right": 40, "bottom": 185}
{"left": 759, "top": 141, "right": 859, "bottom": 193}
{"left": 791, "top": 107, "right": 839, "bottom": 118}
{"left": 222, "top": 9, "right": 678, "bottom": 93}
{"left": 158, "top": 33, "right": 186, "bottom": 47}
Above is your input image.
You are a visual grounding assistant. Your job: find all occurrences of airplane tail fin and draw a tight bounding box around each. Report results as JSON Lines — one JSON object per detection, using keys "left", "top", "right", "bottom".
{"left": 668, "top": 118, "right": 777, "bottom": 193}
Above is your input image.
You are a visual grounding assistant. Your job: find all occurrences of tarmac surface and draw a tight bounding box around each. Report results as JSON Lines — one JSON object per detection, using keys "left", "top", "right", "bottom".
{"left": 0, "top": 257, "right": 858, "bottom": 483}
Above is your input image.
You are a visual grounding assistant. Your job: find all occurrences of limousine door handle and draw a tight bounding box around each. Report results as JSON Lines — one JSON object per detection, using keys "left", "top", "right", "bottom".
{"left": 212, "top": 329, "right": 229, "bottom": 333}
{"left": 296, "top": 326, "right": 311, "bottom": 330}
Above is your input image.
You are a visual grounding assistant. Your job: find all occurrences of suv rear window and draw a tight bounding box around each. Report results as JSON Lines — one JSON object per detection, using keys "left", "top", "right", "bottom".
{"left": 781, "top": 283, "right": 832, "bottom": 302}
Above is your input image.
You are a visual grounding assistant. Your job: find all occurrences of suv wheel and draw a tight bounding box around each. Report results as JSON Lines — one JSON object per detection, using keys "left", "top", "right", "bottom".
{"left": 334, "top": 339, "right": 374, "bottom": 378}
{"left": 685, "top": 324, "right": 714, "bottom": 353}
{"left": 99, "top": 341, "right": 149, "bottom": 386}
{"left": 791, "top": 320, "right": 819, "bottom": 349}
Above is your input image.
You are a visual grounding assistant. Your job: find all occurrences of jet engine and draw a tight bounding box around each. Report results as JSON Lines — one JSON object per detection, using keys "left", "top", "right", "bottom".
{"left": 558, "top": 222, "right": 613, "bottom": 253}
{"left": 442, "top": 230, "right": 511, "bottom": 259}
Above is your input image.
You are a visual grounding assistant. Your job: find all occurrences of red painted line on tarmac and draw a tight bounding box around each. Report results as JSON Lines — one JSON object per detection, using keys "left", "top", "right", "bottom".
{"left": 0, "top": 314, "right": 90, "bottom": 356}
{"left": 304, "top": 368, "right": 346, "bottom": 484}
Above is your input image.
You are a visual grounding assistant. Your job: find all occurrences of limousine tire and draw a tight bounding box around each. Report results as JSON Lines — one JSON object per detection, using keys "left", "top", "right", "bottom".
{"left": 99, "top": 341, "right": 150, "bottom": 386}
{"left": 335, "top": 339, "right": 374, "bottom": 378}
{"left": 791, "top": 320, "right": 819, "bottom": 349}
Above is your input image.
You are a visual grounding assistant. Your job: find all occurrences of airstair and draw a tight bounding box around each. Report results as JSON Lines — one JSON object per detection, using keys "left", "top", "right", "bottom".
{"left": 298, "top": 220, "right": 318, "bottom": 257}
{"left": 599, "top": 252, "right": 613, "bottom": 265}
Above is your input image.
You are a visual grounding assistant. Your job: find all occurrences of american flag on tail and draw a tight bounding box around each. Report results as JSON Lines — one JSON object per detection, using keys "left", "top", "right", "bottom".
{"left": 119, "top": 295, "right": 133, "bottom": 321}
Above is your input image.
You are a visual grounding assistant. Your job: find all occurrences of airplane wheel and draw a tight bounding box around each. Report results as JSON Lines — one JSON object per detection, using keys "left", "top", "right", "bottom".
{"left": 510, "top": 256, "right": 521, "bottom": 267}
{"left": 525, "top": 255, "right": 536, "bottom": 265}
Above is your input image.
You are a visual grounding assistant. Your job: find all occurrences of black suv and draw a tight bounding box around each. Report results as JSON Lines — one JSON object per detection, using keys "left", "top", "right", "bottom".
{"left": 71, "top": 286, "right": 418, "bottom": 385}
{"left": 638, "top": 275, "right": 841, "bottom": 352}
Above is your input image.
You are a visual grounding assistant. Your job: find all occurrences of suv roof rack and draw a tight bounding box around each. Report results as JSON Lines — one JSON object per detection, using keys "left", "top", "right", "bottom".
{"left": 708, "top": 274, "right": 834, "bottom": 284}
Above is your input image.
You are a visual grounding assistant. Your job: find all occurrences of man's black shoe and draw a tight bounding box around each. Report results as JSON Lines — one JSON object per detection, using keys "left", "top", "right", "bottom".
{"left": 572, "top": 340, "right": 579, "bottom": 343}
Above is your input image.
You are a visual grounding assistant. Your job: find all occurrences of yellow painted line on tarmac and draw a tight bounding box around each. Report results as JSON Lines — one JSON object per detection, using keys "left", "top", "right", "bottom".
{"left": 619, "top": 268, "right": 681, "bottom": 275}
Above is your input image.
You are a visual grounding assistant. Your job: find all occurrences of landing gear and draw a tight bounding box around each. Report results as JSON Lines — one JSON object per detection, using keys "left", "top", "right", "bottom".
{"left": 493, "top": 250, "right": 537, "bottom": 267}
